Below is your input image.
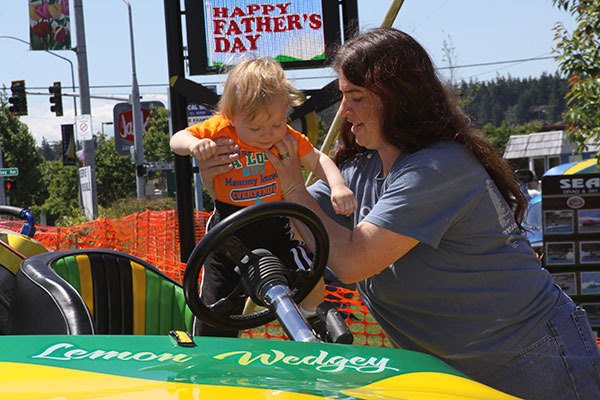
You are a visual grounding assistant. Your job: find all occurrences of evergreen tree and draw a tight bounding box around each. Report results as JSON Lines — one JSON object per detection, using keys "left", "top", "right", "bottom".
{"left": 38, "top": 137, "right": 59, "bottom": 160}
{"left": 458, "top": 75, "right": 568, "bottom": 127}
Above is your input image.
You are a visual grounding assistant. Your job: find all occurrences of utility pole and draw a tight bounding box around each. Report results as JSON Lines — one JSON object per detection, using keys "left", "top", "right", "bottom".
{"left": 123, "top": 0, "right": 146, "bottom": 198}
{"left": 74, "top": 0, "right": 98, "bottom": 219}
{"left": 0, "top": 146, "right": 5, "bottom": 206}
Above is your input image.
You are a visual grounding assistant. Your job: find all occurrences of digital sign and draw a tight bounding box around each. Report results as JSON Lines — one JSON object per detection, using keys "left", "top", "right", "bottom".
{"left": 185, "top": 0, "right": 355, "bottom": 75}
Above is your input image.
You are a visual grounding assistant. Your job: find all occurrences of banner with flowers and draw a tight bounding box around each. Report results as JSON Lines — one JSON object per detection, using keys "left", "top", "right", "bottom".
{"left": 29, "top": 0, "right": 71, "bottom": 51}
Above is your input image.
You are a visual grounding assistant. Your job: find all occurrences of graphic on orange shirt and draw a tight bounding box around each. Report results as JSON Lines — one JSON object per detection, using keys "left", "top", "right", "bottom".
{"left": 187, "top": 115, "right": 313, "bottom": 207}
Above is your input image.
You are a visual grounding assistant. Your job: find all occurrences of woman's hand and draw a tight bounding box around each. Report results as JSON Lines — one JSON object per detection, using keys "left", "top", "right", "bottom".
{"left": 198, "top": 138, "right": 239, "bottom": 197}
{"left": 269, "top": 133, "right": 306, "bottom": 198}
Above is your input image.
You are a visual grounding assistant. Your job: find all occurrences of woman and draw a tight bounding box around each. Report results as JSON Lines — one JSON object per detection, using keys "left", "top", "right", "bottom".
{"left": 264, "top": 28, "right": 600, "bottom": 399}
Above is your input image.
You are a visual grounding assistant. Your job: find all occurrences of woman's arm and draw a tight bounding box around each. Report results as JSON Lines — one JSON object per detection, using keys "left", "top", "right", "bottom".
{"left": 271, "top": 134, "right": 419, "bottom": 284}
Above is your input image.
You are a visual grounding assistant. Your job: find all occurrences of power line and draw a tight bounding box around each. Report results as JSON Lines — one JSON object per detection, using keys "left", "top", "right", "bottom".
{"left": 1, "top": 55, "right": 559, "bottom": 91}
{"left": 5, "top": 83, "right": 169, "bottom": 91}
{"left": 436, "top": 55, "right": 556, "bottom": 70}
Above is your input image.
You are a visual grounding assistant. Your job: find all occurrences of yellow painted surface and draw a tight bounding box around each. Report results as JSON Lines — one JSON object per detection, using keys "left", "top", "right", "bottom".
{"left": 564, "top": 158, "right": 598, "bottom": 174}
{"left": 131, "top": 261, "right": 147, "bottom": 334}
{"left": 76, "top": 254, "right": 94, "bottom": 316}
{"left": 0, "top": 230, "right": 47, "bottom": 274}
{"left": 340, "top": 371, "right": 521, "bottom": 400}
{"left": 0, "top": 362, "right": 327, "bottom": 400}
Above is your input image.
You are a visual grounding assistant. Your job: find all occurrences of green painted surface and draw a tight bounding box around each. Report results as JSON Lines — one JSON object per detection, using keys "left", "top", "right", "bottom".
{"left": 145, "top": 269, "right": 161, "bottom": 334}
{"left": 158, "top": 279, "right": 175, "bottom": 334}
{"left": 51, "top": 256, "right": 81, "bottom": 293}
{"left": 172, "top": 285, "right": 188, "bottom": 331}
{"left": 0, "top": 335, "right": 464, "bottom": 397}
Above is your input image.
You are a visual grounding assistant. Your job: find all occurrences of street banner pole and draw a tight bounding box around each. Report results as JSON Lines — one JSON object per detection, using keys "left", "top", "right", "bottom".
{"left": 74, "top": 0, "right": 98, "bottom": 219}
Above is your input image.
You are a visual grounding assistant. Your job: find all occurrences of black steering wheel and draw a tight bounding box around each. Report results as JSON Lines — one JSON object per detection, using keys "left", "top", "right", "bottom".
{"left": 183, "top": 202, "right": 329, "bottom": 330}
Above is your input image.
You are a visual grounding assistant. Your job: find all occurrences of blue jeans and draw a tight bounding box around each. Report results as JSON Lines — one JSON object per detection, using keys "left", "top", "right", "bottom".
{"left": 479, "top": 293, "right": 600, "bottom": 399}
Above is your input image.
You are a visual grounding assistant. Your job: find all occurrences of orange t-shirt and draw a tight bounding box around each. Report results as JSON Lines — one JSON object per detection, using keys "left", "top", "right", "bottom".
{"left": 187, "top": 115, "right": 314, "bottom": 207}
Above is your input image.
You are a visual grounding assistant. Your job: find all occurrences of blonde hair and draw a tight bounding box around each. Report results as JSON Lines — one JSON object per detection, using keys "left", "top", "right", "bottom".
{"left": 218, "top": 57, "right": 304, "bottom": 122}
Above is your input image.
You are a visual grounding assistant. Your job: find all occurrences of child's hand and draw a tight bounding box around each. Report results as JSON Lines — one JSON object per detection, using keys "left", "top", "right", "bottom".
{"left": 190, "top": 138, "right": 217, "bottom": 162}
{"left": 331, "top": 185, "right": 357, "bottom": 216}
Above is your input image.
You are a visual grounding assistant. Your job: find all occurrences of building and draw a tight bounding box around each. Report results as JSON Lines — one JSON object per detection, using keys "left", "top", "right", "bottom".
{"left": 503, "top": 130, "right": 599, "bottom": 179}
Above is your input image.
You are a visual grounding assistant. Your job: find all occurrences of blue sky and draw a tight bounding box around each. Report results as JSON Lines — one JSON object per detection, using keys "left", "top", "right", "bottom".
{"left": 0, "top": 0, "right": 576, "bottom": 144}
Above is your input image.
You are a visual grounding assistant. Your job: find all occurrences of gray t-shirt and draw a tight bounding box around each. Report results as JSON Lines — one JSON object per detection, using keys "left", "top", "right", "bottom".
{"left": 309, "top": 141, "right": 559, "bottom": 378}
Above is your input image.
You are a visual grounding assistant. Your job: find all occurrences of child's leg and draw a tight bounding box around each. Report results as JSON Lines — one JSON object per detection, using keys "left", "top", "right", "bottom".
{"left": 269, "top": 219, "right": 325, "bottom": 315}
{"left": 193, "top": 207, "right": 244, "bottom": 337}
{"left": 299, "top": 278, "right": 325, "bottom": 315}
{"left": 193, "top": 251, "right": 245, "bottom": 337}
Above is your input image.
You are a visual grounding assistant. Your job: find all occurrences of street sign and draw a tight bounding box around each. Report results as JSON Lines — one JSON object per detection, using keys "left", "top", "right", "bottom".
{"left": 113, "top": 101, "right": 165, "bottom": 155}
{"left": 79, "top": 166, "right": 94, "bottom": 221}
{"left": 0, "top": 168, "right": 19, "bottom": 177}
{"left": 187, "top": 103, "right": 213, "bottom": 125}
{"left": 76, "top": 114, "right": 93, "bottom": 141}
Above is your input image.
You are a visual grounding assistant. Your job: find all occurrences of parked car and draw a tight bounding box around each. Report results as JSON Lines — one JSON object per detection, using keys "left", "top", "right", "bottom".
{"left": 523, "top": 194, "right": 543, "bottom": 252}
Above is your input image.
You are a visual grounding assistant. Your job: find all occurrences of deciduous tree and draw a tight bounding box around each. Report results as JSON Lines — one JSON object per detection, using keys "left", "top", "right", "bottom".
{"left": 94, "top": 134, "right": 136, "bottom": 207}
{"left": 34, "top": 160, "right": 79, "bottom": 225}
{"left": 0, "top": 96, "right": 45, "bottom": 207}
{"left": 552, "top": 0, "right": 600, "bottom": 151}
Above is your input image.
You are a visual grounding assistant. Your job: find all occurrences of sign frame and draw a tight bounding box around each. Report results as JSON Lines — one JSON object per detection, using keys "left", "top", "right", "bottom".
{"left": 184, "top": 0, "right": 353, "bottom": 75}
{"left": 76, "top": 114, "right": 93, "bottom": 141}
{"left": 541, "top": 173, "right": 600, "bottom": 331}
{"left": 79, "top": 166, "right": 94, "bottom": 220}
{"left": 113, "top": 101, "right": 165, "bottom": 155}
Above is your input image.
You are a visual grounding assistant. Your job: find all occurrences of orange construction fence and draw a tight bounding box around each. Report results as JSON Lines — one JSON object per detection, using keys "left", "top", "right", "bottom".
{"left": 0, "top": 210, "right": 390, "bottom": 346}
{"left": 3, "top": 210, "right": 600, "bottom": 348}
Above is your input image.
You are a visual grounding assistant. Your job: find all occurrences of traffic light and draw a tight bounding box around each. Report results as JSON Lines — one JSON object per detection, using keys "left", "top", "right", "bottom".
{"left": 8, "top": 80, "right": 27, "bottom": 116}
{"left": 49, "top": 81, "right": 63, "bottom": 116}
{"left": 4, "top": 179, "right": 16, "bottom": 193}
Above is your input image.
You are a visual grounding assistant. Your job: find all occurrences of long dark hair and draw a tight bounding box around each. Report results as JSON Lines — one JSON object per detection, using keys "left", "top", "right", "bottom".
{"left": 332, "top": 28, "right": 526, "bottom": 224}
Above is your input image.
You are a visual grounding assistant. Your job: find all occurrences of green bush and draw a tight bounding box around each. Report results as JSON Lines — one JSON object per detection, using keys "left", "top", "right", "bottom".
{"left": 100, "top": 197, "right": 177, "bottom": 219}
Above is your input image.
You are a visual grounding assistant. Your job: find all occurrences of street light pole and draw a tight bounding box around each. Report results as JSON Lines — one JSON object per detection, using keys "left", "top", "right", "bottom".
{"left": 122, "top": 0, "right": 146, "bottom": 199}
{"left": 0, "top": 35, "right": 77, "bottom": 115}
{"left": 101, "top": 121, "right": 113, "bottom": 135}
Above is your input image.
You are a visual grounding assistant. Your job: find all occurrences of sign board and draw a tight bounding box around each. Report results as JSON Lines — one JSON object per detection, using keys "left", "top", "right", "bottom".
{"left": 542, "top": 174, "right": 600, "bottom": 332}
{"left": 28, "top": 0, "right": 72, "bottom": 51}
{"left": 76, "top": 114, "right": 93, "bottom": 141}
{"left": 185, "top": 0, "right": 358, "bottom": 75}
{"left": 187, "top": 103, "right": 214, "bottom": 125}
{"left": 113, "top": 101, "right": 165, "bottom": 155}
{"left": 61, "top": 124, "right": 77, "bottom": 166}
{"left": 0, "top": 168, "right": 19, "bottom": 177}
{"left": 79, "top": 166, "right": 94, "bottom": 220}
